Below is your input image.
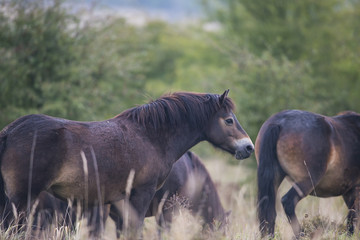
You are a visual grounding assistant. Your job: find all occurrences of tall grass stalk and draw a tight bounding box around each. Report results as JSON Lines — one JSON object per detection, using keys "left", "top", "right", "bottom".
{"left": 27, "top": 131, "right": 37, "bottom": 213}
{"left": 123, "top": 169, "right": 135, "bottom": 238}
{"left": 90, "top": 146, "right": 104, "bottom": 234}
{"left": 24, "top": 199, "right": 39, "bottom": 239}
{"left": 80, "top": 150, "right": 89, "bottom": 211}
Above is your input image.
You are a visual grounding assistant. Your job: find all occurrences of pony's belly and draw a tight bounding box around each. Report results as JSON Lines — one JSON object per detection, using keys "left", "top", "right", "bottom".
{"left": 312, "top": 178, "right": 349, "bottom": 197}
{"left": 51, "top": 184, "right": 85, "bottom": 200}
{"left": 51, "top": 183, "right": 126, "bottom": 204}
{"left": 314, "top": 169, "right": 360, "bottom": 197}
{"left": 313, "top": 146, "right": 357, "bottom": 197}
{"left": 278, "top": 135, "right": 358, "bottom": 197}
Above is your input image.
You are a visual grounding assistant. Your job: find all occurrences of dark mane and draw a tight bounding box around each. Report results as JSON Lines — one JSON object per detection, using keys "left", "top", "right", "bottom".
{"left": 118, "top": 92, "right": 235, "bottom": 130}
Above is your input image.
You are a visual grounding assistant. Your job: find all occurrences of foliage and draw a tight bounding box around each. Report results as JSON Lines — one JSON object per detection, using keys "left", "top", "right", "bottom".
{"left": 0, "top": 0, "right": 86, "bottom": 123}
{"left": 216, "top": 49, "right": 318, "bottom": 140}
{"left": 204, "top": 0, "right": 360, "bottom": 114}
{"left": 1, "top": 0, "right": 359, "bottom": 159}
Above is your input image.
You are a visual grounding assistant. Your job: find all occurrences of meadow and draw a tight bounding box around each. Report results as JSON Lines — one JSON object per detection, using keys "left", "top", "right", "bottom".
{"left": 0, "top": 152, "right": 357, "bottom": 240}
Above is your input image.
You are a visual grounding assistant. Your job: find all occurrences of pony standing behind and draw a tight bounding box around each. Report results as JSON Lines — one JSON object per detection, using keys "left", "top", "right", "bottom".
{"left": 150, "top": 151, "right": 230, "bottom": 231}
{"left": 256, "top": 110, "right": 360, "bottom": 238}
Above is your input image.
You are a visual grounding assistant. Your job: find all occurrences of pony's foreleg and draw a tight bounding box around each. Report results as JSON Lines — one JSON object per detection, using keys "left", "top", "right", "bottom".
{"left": 109, "top": 202, "right": 124, "bottom": 238}
{"left": 110, "top": 185, "right": 157, "bottom": 239}
{"left": 127, "top": 186, "right": 157, "bottom": 238}
{"left": 342, "top": 188, "right": 357, "bottom": 235}
{"left": 86, "top": 204, "right": 109, "bottom": 237}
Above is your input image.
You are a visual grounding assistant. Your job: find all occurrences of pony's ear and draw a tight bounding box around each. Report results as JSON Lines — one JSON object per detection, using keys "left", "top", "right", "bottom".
{"left": 219, "top": 89, "right": 230, "bottom": 105}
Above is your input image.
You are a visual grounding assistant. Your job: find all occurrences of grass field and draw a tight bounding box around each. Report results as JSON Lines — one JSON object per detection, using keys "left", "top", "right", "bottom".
{"left": 0, "top": 155, "right": 358, "bottom": 239}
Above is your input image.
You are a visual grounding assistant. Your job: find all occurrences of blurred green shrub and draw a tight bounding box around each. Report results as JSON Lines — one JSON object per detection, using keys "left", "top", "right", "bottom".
{"left": 1, "top": 0, "right": 359, "bottom": 163}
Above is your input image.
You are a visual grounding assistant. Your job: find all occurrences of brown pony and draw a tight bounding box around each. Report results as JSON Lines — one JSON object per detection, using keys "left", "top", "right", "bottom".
{"left": 0, "top": 90, "right": 254, "bottom": 237}
{"left": 111, "top": 151, "right": 229, "bottom": 237}
{"left": 255, "top": 109, "right": 360, "bottom": 238}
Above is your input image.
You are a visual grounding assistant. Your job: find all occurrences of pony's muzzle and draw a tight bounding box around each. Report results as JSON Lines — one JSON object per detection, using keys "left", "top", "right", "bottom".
{"left": 234, "top": 138, "right": 254, "bottom": 160}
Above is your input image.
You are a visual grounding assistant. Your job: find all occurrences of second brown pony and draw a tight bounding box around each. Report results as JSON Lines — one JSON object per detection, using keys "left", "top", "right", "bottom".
{"left": 147, "top": 151, "right": 229, "bottom": 230}
{"left": 256, "top": 109, "right": 360, "bottom": 238}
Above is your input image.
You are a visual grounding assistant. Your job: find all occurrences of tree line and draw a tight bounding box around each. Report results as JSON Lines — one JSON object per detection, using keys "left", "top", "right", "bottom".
{"left": 1, "top": 0, "right": 359, "bottom": 155}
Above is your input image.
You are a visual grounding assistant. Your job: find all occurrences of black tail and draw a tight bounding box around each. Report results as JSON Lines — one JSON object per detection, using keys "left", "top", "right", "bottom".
{"left": 257, "top": 124, "right": 282, "bottom": 237}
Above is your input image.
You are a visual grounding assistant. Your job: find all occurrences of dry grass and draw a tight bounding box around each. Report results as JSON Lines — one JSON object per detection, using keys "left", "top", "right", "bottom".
{"left": 1, "top": 156, "right": 358, "bottom": 239}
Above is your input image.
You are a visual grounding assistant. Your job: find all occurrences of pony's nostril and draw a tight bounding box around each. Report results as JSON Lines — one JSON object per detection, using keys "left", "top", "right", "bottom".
{"left": 246, "top": 145, "right": 254, "bottom": 153}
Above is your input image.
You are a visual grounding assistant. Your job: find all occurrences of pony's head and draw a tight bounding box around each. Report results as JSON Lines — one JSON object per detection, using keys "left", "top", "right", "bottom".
{"left": 203, "top": 90, "right": 254, "bottom": 160}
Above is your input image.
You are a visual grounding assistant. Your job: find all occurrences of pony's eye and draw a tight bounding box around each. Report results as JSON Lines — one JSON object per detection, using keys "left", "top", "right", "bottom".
{"left": 225, "top": 118, "right": 234, "bottom": 126}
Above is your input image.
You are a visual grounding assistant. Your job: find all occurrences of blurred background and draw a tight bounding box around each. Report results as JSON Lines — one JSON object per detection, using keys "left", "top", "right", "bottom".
{"left": 1, "top": 1, "right": 359, "bottom": 238}
{"left": 1, "top": 0, "right": 359, "bottom": 166}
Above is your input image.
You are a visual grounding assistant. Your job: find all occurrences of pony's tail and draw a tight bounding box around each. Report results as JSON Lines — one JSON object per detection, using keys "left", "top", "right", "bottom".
{"left": 257, "top": 124, "right": 281, "bottom": 237}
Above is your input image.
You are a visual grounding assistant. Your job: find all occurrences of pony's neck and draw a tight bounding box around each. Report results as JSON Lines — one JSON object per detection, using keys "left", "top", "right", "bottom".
{"left": 157, "top": 124, "right": 204, "bottom": 165}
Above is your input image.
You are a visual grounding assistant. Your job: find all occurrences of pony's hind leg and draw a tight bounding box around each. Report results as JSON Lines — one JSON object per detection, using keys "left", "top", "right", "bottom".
{"left": 281, "top": 179, "right": 320, "bottom": 238}
{"left": 2, "top": 193, "right": 30, "bottom": 228}
{"left": 2, "top": 171, "right": 48, "bottom": 229}
{"left": 278, "top": 123, "right": 331, "bottom": 238}
{"left": 342, "top": 187, "right": 357, "bottom": 235}
{"left": 281, "top": 186, "right": 303, "bottom": 237}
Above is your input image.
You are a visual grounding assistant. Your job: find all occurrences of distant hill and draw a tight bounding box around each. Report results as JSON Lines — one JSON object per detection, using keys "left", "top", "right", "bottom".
{"left": 87, "top": 0, "right": 203, "bottom": 21}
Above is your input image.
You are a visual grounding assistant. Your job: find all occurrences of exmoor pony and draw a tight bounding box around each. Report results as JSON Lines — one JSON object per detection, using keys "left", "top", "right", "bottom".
{"left": 256, "top": 110, "right": 360, "bottom": 238}
{"left": 0, "top": 90, "right": 253, "bottom": 237}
